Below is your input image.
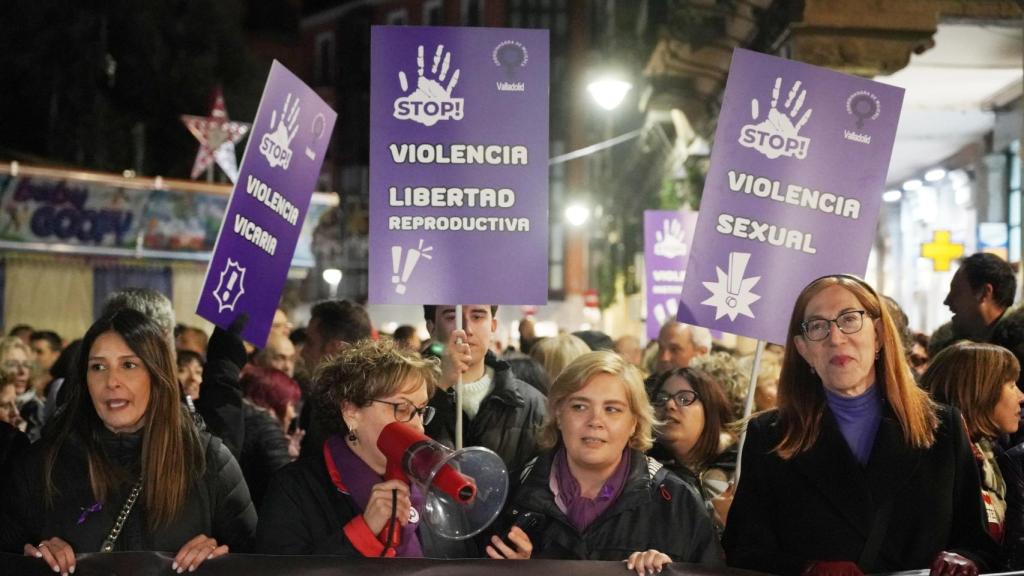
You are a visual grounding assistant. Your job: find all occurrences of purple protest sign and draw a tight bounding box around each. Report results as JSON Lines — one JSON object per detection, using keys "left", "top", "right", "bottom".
{"left": 676, "top": 49, "right": 903, "bottom": 345}
{"left": 645, "top": 210, "right": 698, "bottom": 340}
{"left": 197, "top": 61, "right": 337, "bottom": 347}
{"left": 369, "top": 26, "right": 549, "bottom": 305}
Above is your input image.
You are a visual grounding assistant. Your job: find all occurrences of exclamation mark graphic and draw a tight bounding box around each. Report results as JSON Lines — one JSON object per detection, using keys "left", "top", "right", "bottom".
{"left": 223, "top": 271, "right": 238, "bottom": 302}
{"left": 391, "top": 240, "right": 433, "bottom": 295}
{"left": 392, "top": 246, "right": 403, "bottom": 284}
{"left": 726, "top": 252, "right": 750, "bottom": 308}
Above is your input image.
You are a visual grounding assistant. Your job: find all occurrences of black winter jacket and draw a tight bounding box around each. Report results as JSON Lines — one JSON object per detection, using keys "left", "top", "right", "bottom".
{"left": 501, "top": 448, "right": 723, "bottom": 564}
{"left": 240, "top": 400, "right": 292, "bottom": 510}
{"left": 196, "top": 326, "right": 292, "bottom": 509}
{"left": 723, "top": 405, "right": 998, "bottom": 575}
{"left": 0, "top": 428, "right": 256, "bottom": 554}
{"left": 255, "top": 444, "right": 474, "bottom": 558}
{"left": 425, "top": 351, "right": 547, "bottom": 479}
{"left": 998, "top": 440, "right": 1024, "bottom": 570}
{"left": 196, "top": 326, "right": 249, "bottom": 459}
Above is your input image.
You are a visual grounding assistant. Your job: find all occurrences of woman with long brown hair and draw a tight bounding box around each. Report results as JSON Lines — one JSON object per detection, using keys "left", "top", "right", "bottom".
{"left": 723, "top": 274, "right": 997, "bottom": 576}
{"left": 925, "top": 341, "right": 1024, "bottom": 569}
{"left": 0, "top": 309, "right": 255, "bottom": 575}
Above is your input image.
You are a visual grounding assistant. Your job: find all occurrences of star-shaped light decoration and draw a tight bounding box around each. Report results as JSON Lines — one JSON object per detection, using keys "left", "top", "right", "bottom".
{"left": 181, "top": 87, "right": 251, "bottom": 183}
{"left": 701, "top": 252, "right": 761, "bottom": 321}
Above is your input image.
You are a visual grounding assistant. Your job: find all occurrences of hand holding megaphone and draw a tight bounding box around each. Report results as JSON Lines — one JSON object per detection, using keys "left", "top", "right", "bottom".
{"left": 377, "top": 422, "right": 477, "bottom": 503}
{"left": 375, "top": 421, "right": 509, "bottom": 540}
{"left": 364, "top": 479, "right": 412, "bottom": 535}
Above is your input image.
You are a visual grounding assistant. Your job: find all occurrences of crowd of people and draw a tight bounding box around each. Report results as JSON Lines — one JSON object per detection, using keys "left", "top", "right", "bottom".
{"left": 2, "top": 251, "right": 1024, "bottom": 576}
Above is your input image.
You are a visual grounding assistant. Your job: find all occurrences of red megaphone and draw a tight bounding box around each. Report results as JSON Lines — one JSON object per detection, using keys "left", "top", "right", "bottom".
{"left": 377, "top": 422, "right": 477, "bottom": 503}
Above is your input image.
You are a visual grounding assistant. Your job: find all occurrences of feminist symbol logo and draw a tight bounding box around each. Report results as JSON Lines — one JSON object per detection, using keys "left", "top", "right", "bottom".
{"left": 846, "top": 91, "right": 880, "bottom": 129}
{"left": 492, "top": 40, "right": 528, "bottom": 76}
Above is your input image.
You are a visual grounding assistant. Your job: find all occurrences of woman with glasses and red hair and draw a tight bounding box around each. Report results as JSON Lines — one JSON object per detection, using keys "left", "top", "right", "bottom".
{"left": 723, "top": 274, "right": 998, "bottom": 576}
{"left": 255, "top": 339, "right": 472, "bottom": 558}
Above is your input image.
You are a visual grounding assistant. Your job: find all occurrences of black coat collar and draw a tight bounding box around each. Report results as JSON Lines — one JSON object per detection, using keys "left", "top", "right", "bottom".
{"left": 791, "top": 404, "right": 924, "bottom": 539}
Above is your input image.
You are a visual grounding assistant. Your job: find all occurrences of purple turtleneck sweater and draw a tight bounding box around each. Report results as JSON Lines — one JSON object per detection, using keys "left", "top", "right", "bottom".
{"left": 824, "top": 383, "right": 882, "bottom": 466}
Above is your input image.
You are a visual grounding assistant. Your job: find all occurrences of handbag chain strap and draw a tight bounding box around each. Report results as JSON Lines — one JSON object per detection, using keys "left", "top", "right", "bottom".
{"left": 100, "top": 477, "right": 143, "bottom": 553}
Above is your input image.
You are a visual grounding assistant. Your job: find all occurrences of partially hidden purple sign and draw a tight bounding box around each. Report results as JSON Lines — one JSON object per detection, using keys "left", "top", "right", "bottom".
{"left": 369, "top": 26, "right": 549, "bottom": 305}
{"left": 645, "top": 210, "right": 698, "bottom": 340}
{"left": 676, "top": 49, "right": 903, "bottom": 345}
{"left": 197, "top": 61, "right": 337, "bottom": 347}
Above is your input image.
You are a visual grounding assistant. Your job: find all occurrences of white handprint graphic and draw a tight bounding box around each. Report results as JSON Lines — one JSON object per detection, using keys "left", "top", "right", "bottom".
{"left": 653, "top": 218, "right": 688, "bottom": 259}
{"left": 393, "top": 45, "right": 464, "bottom": 127}
{"left": 260, "top": 92, "right": 301, "bottom": 169}
{"left": 738, "top": 77, "right": 813, "bottom": 160}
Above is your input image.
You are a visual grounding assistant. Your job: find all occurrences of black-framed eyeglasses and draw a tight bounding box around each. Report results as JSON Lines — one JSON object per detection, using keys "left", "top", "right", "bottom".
{"left": 652, "top": 389, "right": 700, "bottom": 408}
{"left": 800, "top": 310, "right": 868, "bottom": 342}
{"left": 371, "top": 399, "right": 435, "bottom": 425}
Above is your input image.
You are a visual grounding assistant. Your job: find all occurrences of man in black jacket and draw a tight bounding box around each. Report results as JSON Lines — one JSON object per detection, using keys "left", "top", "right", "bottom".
{"left": 422, "top": 305, "right": 546, "bottom": 479}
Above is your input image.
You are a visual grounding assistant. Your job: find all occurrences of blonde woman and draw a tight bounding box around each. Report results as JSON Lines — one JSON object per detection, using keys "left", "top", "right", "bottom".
{"left": 529, "top": 333, "right": 590, "bottom": 382}
{"left": 486, "top": 351, "right": 721, "bottom": 575}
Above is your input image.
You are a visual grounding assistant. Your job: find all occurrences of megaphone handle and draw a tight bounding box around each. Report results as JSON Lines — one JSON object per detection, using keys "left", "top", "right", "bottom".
{"left": 455, "top": 304, "right": 463, "bottom": 451}
{"left": 380, "top": 488, "right": 398, "bottom": 557}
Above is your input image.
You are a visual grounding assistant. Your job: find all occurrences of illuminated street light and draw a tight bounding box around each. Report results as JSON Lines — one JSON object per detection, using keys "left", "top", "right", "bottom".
{"left": 882, "top": 189, "right": 902, "bottom": 203}
{"left": 924, "top": 168, "right": 947, "bottom": 182}
{"left": 902, "top": 179, "right": 923, "bottom": 192}
{"left": 323, "top": 268, "right": 343, "bottom": 298}
{"left": 565, "top": 202, "right": 591, "bottom": 226}
{"left": 587, "top": 77, "right": 632, "bottom": 111}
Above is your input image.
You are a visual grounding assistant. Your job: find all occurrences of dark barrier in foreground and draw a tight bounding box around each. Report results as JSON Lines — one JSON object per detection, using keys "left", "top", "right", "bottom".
{"left": 0, "top": 552, "right": 773, "bottom": 576}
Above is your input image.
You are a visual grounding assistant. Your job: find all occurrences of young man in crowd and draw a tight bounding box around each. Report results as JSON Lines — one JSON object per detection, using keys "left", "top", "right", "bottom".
{"left": 423, "top": 304, "right": 546, "bottom": 478}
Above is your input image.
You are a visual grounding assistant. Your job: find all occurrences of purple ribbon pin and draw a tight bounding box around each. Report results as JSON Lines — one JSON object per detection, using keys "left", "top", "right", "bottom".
{"left": 77, "top": 502, "right": 102, "bottom": 525}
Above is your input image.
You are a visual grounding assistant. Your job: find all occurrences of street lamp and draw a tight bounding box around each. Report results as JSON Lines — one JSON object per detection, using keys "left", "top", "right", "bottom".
{"left": 565, "top": 202, "right": 591, "bottom": 226}
{"left": 322, "top": 268, "right": 342, "bottom": 298}
{"left": 587, "top": 77, "right": 632, "bottom": 111}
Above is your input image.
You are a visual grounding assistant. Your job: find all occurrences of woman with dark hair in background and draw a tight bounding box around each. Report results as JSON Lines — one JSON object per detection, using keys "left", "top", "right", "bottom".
{"left": 925, "top": 341, "right": 1024, "bottom": 569}
{"left": 649, "top": 366, "right": 736, "bottom": 528}
{"left": 0, "top": 309, "right": 255, "bottom": 575}
{"left": 724, "top": 274, "right": 997, "bottom": 576}
{"left": 176, "top": 349, "right": 204, "bottom": 402}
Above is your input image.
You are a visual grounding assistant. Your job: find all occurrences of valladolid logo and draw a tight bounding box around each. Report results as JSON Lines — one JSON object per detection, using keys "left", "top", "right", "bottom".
{"left": 493, "top": 40, "right": 528, "bottom": 92}
{"left": 394, "top": 44, "right": 463, "bottom": 127}
{"left": 844, "top": 90, "right": 880, "bottom": 145}
{"left": 739, "top": 77, "right": 813, "bottom": 160}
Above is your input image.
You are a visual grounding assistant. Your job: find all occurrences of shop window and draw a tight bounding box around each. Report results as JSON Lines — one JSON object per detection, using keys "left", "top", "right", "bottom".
{"left": 1010, "top": 141, "right": 1021, "bottom": 263}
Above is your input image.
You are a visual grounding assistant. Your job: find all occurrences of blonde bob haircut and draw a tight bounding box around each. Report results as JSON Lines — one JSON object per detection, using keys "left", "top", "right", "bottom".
{"left": 538, "top": 350, "right": 656, "bottom": 452}
{"left": 924, "top": 340, "right": 1020, "bottom": 441}
{"left": 775, "top": 274, "right": 937, "bottom": 459}
{"left": 530, "top": 333, "right": 591, "bottom": 382}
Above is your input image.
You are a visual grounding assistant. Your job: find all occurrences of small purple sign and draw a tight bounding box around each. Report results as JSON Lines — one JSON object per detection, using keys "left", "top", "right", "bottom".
{"left": 676, "top": 49, "right": 903, "bottom": 345}
{"left": 197, "top": 61, "right": 337, "bottom": 347}
{"left": 368, "top": 26, "right": 549, "bottom": 305}
{"left": 645, "top": 210, "right": 698, "bottom": 340}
